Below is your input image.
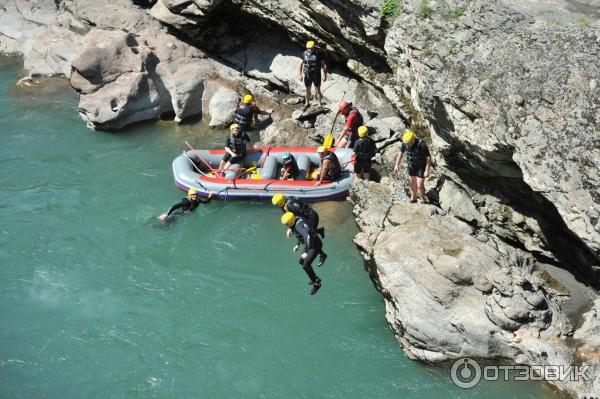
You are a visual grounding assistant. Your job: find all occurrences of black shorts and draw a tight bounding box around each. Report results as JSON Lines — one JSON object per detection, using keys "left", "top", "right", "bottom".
{"left": 354, "top": 159, "right": 372, "bottom": 174}
{"left": 304, "top": 73, "right": 321, "bottom": 88}
{"left": 223, "top": 153, "right": 244, "bottom": 164}
{"left": 408, "top": 163, "right": 426, "bottom": 178}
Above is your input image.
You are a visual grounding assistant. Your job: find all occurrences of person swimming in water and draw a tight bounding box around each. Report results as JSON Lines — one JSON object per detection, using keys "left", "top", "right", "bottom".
{"left": 159, "top": 188, "right": 214, "bottom": 221}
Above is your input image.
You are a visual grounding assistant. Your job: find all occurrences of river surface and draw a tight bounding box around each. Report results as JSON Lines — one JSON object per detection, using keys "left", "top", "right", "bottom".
{"left": 0, "top": 56, "right": 561, "bottom": 398}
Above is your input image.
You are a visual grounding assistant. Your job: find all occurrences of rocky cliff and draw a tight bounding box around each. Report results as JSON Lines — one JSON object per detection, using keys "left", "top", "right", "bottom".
{"left": 2, "top": 0, "right": 599, "bottom": 397}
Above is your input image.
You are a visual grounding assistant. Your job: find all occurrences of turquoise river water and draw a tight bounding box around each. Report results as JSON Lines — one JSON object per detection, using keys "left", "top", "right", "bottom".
{"left": 0, "top": 56, "right": 561, "bottom": 398}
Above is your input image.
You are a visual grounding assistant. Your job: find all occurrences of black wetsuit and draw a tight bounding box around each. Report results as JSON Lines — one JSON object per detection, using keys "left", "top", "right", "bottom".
{"left": 353, "top": 136, "right": 376, "bottom": 175}
{"left": 166, "top": 196, "right": 211, "bottom": 217}
{"left": 292, "top": 217, "right": 326, "bottom": 285}
{"left": 285, "top": 197, "right": 323, "bottom": 237}
{"left": 401, "top": 139, "right": 430, "bottom": 177}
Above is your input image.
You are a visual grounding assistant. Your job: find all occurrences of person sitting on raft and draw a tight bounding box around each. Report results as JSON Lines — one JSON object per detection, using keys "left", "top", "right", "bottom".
{"left": 218, "top": 123, "right": 251, "bottom": 178}
{"left": 280, "top": 152, "right": 300, "bottom": 180}
{"left": 314, "top": 146, "right": 342, "bottom": 186}
{"left": 352, "top": 125, "right": 377, "bottom": 181}
{"left": 281, "top": 212, "right": 327, "bottom": 295}
{"left": 234, "top": 94, "right": 273, "bottom": 134}
{"left": 271, "top": 193, "right": 324, "bottom": 238}
{"left": 159, "top": 188, "right": 214, "bottom": 221}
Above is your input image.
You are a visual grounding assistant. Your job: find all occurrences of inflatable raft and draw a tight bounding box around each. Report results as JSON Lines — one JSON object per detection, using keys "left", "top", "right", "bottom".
{"left": 172, "top": 146, "right": 355, "bottom": 200}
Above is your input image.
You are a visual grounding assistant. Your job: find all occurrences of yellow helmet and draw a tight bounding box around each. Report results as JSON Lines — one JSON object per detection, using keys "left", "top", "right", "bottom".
{"left": 230, "top": 123, "right": 239, "bottom": 131}
{"left": 402, "top": 130, "right": 416, "bottom": 143}
{"left": 306, "top": 40, "right": 315, "bottom": 48}
{"left": 187, "top": 188, "right": 198, "bottom": 199}
{"left": 242, "top": 94, "right": 253, "bottom": 104}
{"left": 358, "top": 125, "right": 369, "bottom": 137}
{"left": 272, "top": 193, "right": 286, "bottom": 207}
{"left": 281, "top": 212, "right": 296, "bottom": 227}
{"left": 317, "top": 145, "right": 327, "bottom": 153}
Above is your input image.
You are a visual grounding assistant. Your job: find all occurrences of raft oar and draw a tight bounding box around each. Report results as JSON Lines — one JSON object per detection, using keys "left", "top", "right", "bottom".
{"left": 326, "top": 91, "right": 346, "bottom": 148}
{"left": 185, "top": 141, "right": 222, "bottom": 178}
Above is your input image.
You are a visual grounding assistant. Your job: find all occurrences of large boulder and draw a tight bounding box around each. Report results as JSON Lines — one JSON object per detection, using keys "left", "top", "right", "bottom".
{"left": 23, "top": 25, "right": 84, "bottom": 78}
{"left": 207, "top": 85, "right": 239, "bottom": 127}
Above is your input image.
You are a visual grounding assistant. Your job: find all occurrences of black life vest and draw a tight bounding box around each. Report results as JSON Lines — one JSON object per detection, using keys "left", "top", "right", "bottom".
{"left": 322, "top": 152, "right": 342, "bottom": 180}
{"left": 283, "top": 156, "right": 299, "bottom": 178}
{"left": 227, "top": 133, "right": 248, "bottom": 155}
{"left": 286, "top": 197, "right": 308, "bottom": 216}
{"left": 354, "top": 137, "right": 376, "bottom": 160}
{"left": 303, "top": 49, "right": 321, "bottom": 76}
{"left": 403, "top": 139, "right": 428, "bottom": 168}
{"left": 234, "top": 104, "right": 254, "bottom": 130}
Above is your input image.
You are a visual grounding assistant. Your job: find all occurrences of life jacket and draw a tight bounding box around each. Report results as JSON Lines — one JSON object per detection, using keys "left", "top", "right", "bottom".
{"left": 322, "top": 152, "right": 342, "bottom": 180}
{"left": 227, "top": 133, "right": 248, "bottom": 155}
{"left": 347, "top": 107, "right": 363, "bottom": 137}
{"left": 403, "top": 138, "right": 428, "bottom": 168}
{"left": 354, "top": 136, "right": 376, "bottom": 160}
{"left": 234, "top": 104, "right": 254, "bottom": 131}
{"left": 303, "top": 49, "right": 321, "bottom": 76}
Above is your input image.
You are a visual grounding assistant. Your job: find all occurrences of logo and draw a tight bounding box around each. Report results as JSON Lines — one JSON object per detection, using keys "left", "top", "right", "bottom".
{"left": 450, "top": 358, "right": 481, "bottom": 388}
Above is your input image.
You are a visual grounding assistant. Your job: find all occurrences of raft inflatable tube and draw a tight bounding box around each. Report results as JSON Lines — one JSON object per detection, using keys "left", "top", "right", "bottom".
{"left": 172, "top": 146, "right": 355, "bottom": 201}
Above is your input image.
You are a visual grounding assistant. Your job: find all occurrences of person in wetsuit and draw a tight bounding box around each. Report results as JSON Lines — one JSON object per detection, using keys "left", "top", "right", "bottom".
{"left": 393, "top": 130, "right": 432, "bottom": 203}
{"left": 334, "top": 101, "right": 364, "bottom": 148}
{"left": 159, "top": 188, "right": 214, "bottom": 221}
{"left": 352, "top": 125, "right": 377, "bottom": 181}
{"left": 233, "top": 94, "right": 272, "bottom": 134}
{"left": 315, "top": 146, "right": 342, "bottom": 186}
{"left": 271, "top": 193, "right": 324, "bottom": 238}
{"left": 281, "top": 212, "right": 327, "bottom": 295}
{"left": 297, "top": 40, "right": 327, "bottom": 111}
{"left": 280, "top": 152, "right": 300, "bottom": 180}
{"left": 217, "top": 123, "right": 251, "bottom": 177}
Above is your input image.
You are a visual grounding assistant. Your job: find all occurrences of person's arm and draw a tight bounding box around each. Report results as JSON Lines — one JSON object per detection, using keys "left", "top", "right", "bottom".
{"left": 298, "top": 59, "right": 304, "bottom": 81}
{"left": 316, "top": 159, "right": 330, "bottom": 186}
{"left": 425, "top": 156, "right": 432, "bottom": 177}
{"left": 393, "top": 150, "right": 404, "bottom": 173}
{"left": 166, "top": 199, "right": 186, "bottom": 216}
{"left": 321, "top": 59, "right": 327, "bottom": 82}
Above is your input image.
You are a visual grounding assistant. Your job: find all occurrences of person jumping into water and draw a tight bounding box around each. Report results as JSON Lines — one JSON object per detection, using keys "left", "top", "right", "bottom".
{"left": 272, "top": 193, "right": 324, "bottom": 238}
{"left": 281, "top": 212, "right": 327, "bottom": 295}
{"left": 159, "top": 188, "right": 214, "bottom": 221}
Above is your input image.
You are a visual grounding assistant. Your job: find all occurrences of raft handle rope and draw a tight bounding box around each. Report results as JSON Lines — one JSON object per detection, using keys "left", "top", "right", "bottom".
{"left": 185, "top": 141, "right": 222, "bottom": 178}
{"left": 327, "top": 91, "right": 346, "bottom": 147}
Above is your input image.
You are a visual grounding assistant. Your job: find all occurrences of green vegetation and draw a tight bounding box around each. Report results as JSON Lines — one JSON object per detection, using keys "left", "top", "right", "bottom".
{"left": 445, "top": 39, "right": 458, "bottom": 54}
{"left": 421, "top": 0, "right": 432, "bottom": 19}
{"left": 448, "top": 5, "right": 466, "bottom": 19}
{"left": 577, "top": 17, "right": 591, "bottom": 26}
{"left": 476, "top": 74, "right": 488, "bottom": 82}
{"left": 422, "top": 47, "right": 433, "bottom": 56}
{"left": 423, "top": 29, "right": 438, "bottom": 41}
{"left": 380, "top": 0, "right": 400, "bottom": 32}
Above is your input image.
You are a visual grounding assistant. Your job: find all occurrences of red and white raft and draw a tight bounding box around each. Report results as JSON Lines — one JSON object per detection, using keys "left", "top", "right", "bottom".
{"left": 172, "top": 147, "right": 355, "bottom": 201}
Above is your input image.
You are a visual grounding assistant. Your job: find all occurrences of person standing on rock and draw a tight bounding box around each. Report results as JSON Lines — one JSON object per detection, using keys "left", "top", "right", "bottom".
{"left": 352, "top": 125, "right": 377, "bottom": 181}
{"left": 393, "top": 130, "right": 432, "bottom": 203}
{"left": 298, "top": 40, "right": 327, "bottom": 111}
{"left": 233, "top": 94, "right": 273, "bottom": 133}
{"left": 281, "top": 211, "right": 326, "bottom": 295}
{"left": 334, "top": 101, "right": 364, "bottom": 148}
{"left": 218, "top": 123, "right": 251, "bottom": 177}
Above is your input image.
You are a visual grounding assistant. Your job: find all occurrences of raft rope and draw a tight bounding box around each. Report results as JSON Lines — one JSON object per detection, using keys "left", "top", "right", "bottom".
{"left": 185, "top": 141, "right": 222, "bottom": 178}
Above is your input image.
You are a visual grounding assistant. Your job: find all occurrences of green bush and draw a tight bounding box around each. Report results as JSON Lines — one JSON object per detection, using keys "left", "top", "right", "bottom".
{"left": 448, "top": 5, "right": 466, "bottom": 19}
{"left": 380, "top": 0, "right": 400, "bottom": 31}
{"left": 577, "top": 17, "right": 590, "bottom": 26}
{"left": 421, "top": 0, "right": 432, "bottom": 19}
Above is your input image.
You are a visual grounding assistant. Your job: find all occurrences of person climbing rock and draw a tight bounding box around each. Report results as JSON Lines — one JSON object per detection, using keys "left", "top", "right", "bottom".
{"left": 393, "top": 130, "right": 432, "bottom": 203}
{"left": 352, "top": 125, "right": 377, "bottom": 181}
{"left": 315, "top": 146, "right": 342, "bottom": 186}
{"left": 159, "top": 189, "right": 214, "bottom": 221}
{"left": 334, "top": 101, "right": 364, "bottom": 148}
{"left": 280, "top": 152, "right": 300, "bottom": 180}
{"left": 281, "top": 211, "right": 327, "bottom": 295}
{"left": 271, "top": 193, "right": 324, "bottom": 238}
{"left": 297, "top": 40, "right": 327, "bottom": 111}
{"left": 218, "top": 123, "right": 251, "bottom": 177}
{"left": 234, "top": 94, "right": 273, "bottom": 133}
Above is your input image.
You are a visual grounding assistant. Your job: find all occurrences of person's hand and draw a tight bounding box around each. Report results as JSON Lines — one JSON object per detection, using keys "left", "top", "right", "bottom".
{"left": 158, "top": 213, "right": 169, "bottom": 221}
{"left": 424, "top": 169, "right": 431, "bottom": 178}
{"left": 323, "top": 73, "right": 327, "bottom": 82}
{"left": 301, "top": 252, "right": 307, "bottom": 260}
{"left": 393, "top": 165, "right": 398, "bottom": 174}
{"left": 293, "top": 244, "right": 299, "bottom": 252}
{"left": 286, "top": 228, "right": 293, "bottom": 239}
{"left": 267, "top": 109, "right": 274, "bottom": 115}
{"left": 208, "top": 192, "right": 215, "bottom": 199}
{"left": 298, "top": 75, "right": 302, "bottom": 82}
{"left": 314, "top": 181, "right": 321, "bottom": 186}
